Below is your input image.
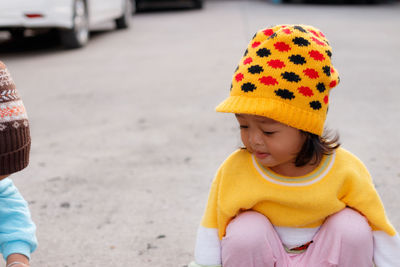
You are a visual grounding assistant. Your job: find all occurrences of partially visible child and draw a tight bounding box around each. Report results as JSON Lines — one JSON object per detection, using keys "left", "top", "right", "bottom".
{"left": 189, "top": 25, "right": 400, "bottom": 267}
{"left": 0, "top": 61, "right": 37, "bottom": 267}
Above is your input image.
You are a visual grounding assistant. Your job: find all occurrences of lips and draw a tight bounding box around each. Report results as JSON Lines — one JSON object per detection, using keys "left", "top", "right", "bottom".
{"left": 255, "top": 151, "right": 270, "bottom": 159}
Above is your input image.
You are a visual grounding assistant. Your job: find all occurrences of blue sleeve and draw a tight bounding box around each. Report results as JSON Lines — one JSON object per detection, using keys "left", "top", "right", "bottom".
{"left": 0, "top": 178, "right": 37, "bottom": 260}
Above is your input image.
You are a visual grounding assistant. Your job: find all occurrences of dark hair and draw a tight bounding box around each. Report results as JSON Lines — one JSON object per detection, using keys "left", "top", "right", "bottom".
{"left": 295, "top": 129, "right": 340, "bottom": 167}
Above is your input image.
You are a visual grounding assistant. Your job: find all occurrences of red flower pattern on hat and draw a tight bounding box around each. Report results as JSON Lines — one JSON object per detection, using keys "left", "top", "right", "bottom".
{"left": 259, "top": 76, "right": 278, "bottom": 86}
{"left": 274, "top": 42, "right": 291, "bottom": 52}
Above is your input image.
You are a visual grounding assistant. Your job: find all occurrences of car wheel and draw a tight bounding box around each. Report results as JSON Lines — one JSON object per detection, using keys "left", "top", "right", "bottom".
{"left": 131, "top": 0, "right": 137, "bottom": 14}
{"left": 9, "top": 29, "right": 25, "bottom": 40}
{"left": 115, "top": 0, "right": 132, "bottom": 29}
{"left": 193, "top": 0, "right": 203, "bottom": 9}
{"left": 60, "top": 0, "right": 89, "bottom": 49}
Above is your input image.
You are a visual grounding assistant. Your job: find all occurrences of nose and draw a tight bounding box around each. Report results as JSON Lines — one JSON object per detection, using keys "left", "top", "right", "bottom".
{"left": 248, "top": 129, "right": 264, "bottom": 148}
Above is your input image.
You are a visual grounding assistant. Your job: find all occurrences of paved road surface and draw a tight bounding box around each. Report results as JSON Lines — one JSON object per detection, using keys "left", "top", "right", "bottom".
{"left": 1, "top": 0, "right": 400, "bottom": 266}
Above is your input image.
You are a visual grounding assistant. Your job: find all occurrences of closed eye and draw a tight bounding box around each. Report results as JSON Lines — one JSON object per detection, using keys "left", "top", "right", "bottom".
{"left": 263, "top": 131, "right": 275, "bottom": 135}
{"left": 239, "top": 125, "right": 248, "bottom": 129}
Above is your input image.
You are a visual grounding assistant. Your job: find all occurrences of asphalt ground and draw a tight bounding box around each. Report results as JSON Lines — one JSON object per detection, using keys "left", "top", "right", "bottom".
{"left": 0, "top": 0, "right": 400, "bottom": 266}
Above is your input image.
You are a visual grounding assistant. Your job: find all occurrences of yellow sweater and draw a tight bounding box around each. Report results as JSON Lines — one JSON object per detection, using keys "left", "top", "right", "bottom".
{"left": 201, "top": 147, "right": 395, "bottom": 238}
{"left": 194, "top": 147, "right": 399, "bottom": 267}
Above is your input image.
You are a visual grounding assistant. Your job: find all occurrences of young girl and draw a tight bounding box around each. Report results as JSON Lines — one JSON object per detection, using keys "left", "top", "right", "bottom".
{"left": 0, "top": 61, "right": 37, "bottom": 267}
{"left": 189, "top": 25, "right": 400, "bottom": 267}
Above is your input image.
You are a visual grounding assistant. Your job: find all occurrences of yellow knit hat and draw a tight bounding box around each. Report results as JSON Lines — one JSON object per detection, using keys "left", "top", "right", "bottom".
{"left": 216, "top": 24, "right": 339, "bottom": 136}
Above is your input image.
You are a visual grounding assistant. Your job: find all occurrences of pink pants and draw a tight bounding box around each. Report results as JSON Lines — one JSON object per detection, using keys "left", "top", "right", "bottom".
{"left": 221, "top": 208, "right": 373, "bottom": 267}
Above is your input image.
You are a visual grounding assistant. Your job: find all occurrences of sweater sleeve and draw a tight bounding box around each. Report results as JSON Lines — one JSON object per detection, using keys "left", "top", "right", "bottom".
{"left": 0, "top": 178, "right": 37, "bottom": 260}
{"left": 338, "top": 157, "right": 400, "bottom": 266}
{"left": 193, "top": 169, "right": 222, "bottom": 266}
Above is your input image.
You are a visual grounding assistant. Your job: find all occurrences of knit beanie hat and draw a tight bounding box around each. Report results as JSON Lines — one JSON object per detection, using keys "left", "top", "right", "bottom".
{"left": 216, "top": 24, "right": 339, "bottom": 136}
{"left": 0, "top": 61, "right": 30, "bottom": 175}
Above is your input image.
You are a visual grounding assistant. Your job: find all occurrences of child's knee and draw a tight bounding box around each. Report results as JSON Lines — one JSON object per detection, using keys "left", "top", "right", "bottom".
{"left": 222, "top": 212, "right": 278, "bottom": 266}
{"left": 223, "top": 211, "right": 271, "bottom": 252}
{"left": 326, "top": 208, "right": 372, "bottom": 245}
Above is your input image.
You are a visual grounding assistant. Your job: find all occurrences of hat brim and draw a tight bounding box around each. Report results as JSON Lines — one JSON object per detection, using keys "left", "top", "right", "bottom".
{"left": 216, "top": 96, "right": 324, "bottom": 136}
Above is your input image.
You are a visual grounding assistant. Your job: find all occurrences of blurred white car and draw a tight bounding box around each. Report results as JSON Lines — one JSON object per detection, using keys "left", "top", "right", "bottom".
{"left": 0, "top": 0, "right": 134, "bottom": 48}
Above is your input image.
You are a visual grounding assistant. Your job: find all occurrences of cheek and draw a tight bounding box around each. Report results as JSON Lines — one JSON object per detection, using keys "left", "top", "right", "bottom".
{"left": 266, "top": 140, "right": 283, "bottom": 154}
{"left": 286, "top": 134, "right": 306, "bottom": 154}
{"left": 240, "top": 131, "right": 250, "bottom": 147}
{"left": 269, "top": 134, "right": 303, "bottom": 156}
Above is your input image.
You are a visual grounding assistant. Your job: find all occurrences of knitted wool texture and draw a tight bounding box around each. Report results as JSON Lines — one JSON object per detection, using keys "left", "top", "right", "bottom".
{"left": 0, "top": 61, "right": 30, "bottom": 175}
{"left": 216, "top": 24, "right": 340, "bottom": 136}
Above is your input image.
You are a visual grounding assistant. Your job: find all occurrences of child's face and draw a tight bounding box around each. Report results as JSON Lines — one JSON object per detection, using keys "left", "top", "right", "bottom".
{"left": 235, "top": 114, "right": 306, "bottom": 175}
